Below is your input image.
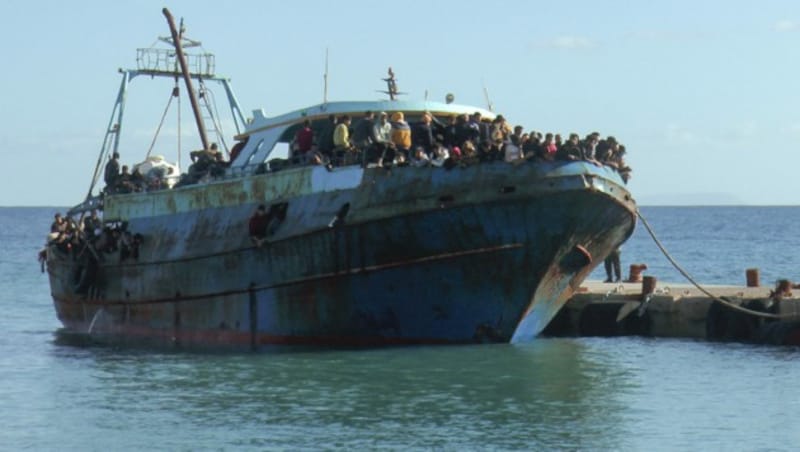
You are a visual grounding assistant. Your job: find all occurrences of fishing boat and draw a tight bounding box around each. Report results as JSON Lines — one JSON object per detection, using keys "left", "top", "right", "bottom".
{"left": 45, "top": 9, "right": 637, "bottom": 349}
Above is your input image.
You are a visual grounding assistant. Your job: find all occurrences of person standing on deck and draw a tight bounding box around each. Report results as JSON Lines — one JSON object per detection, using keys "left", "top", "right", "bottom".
{"left": 333, "top": 115, "right": 354, "bottom": 165}
{"left": 352, "top": 111, "right": 375, "bottom": 150}
{"left": 83, "top": 210, "right": 102, "bottom": 242}
{"left": 295, "top": 119, "right": 314, "bottom": 152}
{"left": 412, "top": 112, "right": 437, "bottom": 156}
{"left": 49, "top": 213, "right": 67, "bottom": 242}
{"left": 368, "top": 112, "right": 392, "bottom": 166}
{"left": 372, "top": 112, "right": 391, "bottom": 145}
{"left": 318, "top": 114, "right": 337, "bottom": 160}
{"left": 104, "top": 152, "right": 120, "bottom": 192}
{"left": 390, "top": 112, "right": 411, "bottom": 159}
{"left": 442, "top": 115, "right": 459, "bottom": 148}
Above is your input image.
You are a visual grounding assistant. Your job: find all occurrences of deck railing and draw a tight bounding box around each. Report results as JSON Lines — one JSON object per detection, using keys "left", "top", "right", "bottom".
{"left": 136, "top": 48, "right": 215, "bottom": 77}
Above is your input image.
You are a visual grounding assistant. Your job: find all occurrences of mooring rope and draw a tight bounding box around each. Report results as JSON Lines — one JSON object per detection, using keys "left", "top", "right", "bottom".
{"left": 636, "top": 209, "right": 792, "bottom": 320}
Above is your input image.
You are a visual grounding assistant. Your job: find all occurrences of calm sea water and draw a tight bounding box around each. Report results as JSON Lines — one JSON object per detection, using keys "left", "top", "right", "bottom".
{"left": 2, "top": 206, "right": 800, "bottom": 450}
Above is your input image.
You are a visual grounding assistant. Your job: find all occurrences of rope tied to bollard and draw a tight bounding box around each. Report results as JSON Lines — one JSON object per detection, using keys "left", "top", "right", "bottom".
{"left": 636, "top": 209, "right": 793, "bottom": 320}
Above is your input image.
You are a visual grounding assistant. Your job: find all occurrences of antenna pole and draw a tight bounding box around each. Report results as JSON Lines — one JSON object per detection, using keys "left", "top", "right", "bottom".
{"left": 323, "top": 48, "right": 329, "bottom": 105}
{"left": 386, "top": 67, "right": 398, "bottom": 100}
{"left": 163, "top": 8, "right": 210, "bottom": 150}
{"left": 482, "top": 79, "right": 494, "bottom": 112}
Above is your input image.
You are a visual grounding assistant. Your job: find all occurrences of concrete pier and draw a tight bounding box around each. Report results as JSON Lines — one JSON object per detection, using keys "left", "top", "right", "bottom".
{"left": 544, "top": 280, "right": 800, "bottom": 345}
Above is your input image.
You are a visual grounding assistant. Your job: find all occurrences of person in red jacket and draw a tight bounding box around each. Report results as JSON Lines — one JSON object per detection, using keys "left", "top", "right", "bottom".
{"left": 248, "top": 204, "right": 270, "bottom": 247}
{"left": 294, "top": 119, "right": 314, "bottom": 158}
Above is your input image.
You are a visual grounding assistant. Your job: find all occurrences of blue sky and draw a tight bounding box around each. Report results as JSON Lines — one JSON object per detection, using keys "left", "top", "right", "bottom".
{"left": 1, "top": 0, "right": 799, "bottom": 206}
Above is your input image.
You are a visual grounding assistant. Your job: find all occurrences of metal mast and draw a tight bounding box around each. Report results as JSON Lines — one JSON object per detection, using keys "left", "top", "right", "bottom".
{"left": 162, "top": 8, "right": 209, "bottom": 150}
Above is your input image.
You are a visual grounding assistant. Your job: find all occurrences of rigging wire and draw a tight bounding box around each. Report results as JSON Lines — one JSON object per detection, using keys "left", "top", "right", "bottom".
{"left": 145, "top": 84, "right": 179, "bottom": 158}
{"left": 177, "top": 84, "right": 182, "bottom": 170}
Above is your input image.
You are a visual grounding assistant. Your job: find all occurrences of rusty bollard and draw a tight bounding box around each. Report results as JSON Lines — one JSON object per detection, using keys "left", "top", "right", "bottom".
{"left": 746, "top": 268, "right": 760, "bottom": 287}
{"left": 626, "top": 263, "right": 648, "bottom": 283}
{"left": 641, "top": 275, "right": 657, "bottom": 300}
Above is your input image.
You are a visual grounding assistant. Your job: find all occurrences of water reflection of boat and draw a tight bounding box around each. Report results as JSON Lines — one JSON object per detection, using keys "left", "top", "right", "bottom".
{"left": 45, "top": 9, "right": 636, "bottom": 349}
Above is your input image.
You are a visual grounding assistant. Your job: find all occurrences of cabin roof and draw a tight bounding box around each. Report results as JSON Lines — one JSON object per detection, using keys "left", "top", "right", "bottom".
{"left": 243, "top": 100, "right": 496, "bottom": 136}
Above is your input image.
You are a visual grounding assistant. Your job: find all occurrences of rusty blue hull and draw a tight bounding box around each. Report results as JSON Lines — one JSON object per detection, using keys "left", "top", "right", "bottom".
{"left": 48, "top": 160, "right": 636, "bottom": 349}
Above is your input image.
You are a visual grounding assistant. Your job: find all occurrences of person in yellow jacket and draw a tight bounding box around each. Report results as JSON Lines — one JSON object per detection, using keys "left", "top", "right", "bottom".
{"left": 390, "top": 112, "right": 411, "bottom": 157}
{"left": 333, "top": 115, "right": 354, "bottom": 165}
{"left": 333, "top": 115, "right": 353, "bottom": 150}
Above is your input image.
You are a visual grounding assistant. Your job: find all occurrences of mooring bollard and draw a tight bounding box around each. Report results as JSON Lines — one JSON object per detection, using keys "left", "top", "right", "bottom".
{"left": 746, "top": 268, "right": 760, "bottom": 287}
{"left": 626, "top": 263, "right": 648, "bottom": 283}
{"left": 641, "top": 275, "right": 657, "bottom": 300}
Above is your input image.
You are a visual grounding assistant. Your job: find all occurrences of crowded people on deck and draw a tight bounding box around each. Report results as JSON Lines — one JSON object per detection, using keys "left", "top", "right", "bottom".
{"left": 97, "top": 108, "right": 632, "bottom": 202}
